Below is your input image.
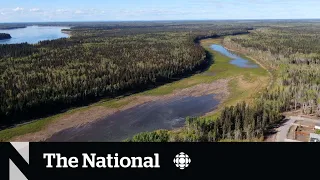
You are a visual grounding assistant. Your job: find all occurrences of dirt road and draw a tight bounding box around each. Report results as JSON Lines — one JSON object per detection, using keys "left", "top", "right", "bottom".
{"left": 275, "top": 116, "right": 320, "bottom": 142}
{"left": 275, "top": 118, "right": 296, "bottom": 142}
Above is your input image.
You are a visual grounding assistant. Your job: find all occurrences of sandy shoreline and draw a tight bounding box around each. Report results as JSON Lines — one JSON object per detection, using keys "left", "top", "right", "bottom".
{"left": 11, "top": 79, "right": 230, "bottom": 142}
{"left": 61, "top": 30, "right": 72, "bottom": 37}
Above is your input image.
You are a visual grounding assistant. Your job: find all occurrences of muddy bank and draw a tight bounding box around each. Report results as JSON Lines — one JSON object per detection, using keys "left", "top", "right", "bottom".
{"left": 222, "top": 39, "right": 274, "bottom": 90}
{"left": 47, "top": 94, "right": 220, "bottom": 142}
{"left": 11, "top": 79, "right": 230, "bottom": 142}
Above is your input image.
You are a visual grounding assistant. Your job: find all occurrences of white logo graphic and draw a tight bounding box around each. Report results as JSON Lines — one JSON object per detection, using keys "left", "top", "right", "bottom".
{"left": 173, "top": 152, "right": 191, "bottom": 170}
{"left": 10, "top": 142, "right": 29, "bottom": 180}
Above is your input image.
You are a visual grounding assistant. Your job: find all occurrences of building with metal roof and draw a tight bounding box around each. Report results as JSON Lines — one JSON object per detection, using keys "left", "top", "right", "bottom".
{"left": 309, "top": 133, "right": 320, "bottom": 142}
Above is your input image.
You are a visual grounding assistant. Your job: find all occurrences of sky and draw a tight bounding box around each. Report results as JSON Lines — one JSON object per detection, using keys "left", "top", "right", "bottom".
{"left": 0, "top": 0, "right": 320, "bottom": 22}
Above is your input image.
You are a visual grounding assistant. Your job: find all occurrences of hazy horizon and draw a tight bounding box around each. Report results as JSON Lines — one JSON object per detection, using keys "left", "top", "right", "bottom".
{"left": 2, "top": 18, "right": 320, "bottom": 24}
{"left": 1, "top": 0, "right": 320, "bottom": 23}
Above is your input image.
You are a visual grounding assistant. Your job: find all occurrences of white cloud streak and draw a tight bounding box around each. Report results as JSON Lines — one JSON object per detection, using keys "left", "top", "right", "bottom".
{"left": 30, "top": 8, "right": 41, "bottom": 12}
{"left": 13, "top": 7, "right": 24, "bottom": 12}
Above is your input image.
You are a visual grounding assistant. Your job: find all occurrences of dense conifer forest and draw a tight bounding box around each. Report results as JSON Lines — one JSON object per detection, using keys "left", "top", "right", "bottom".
{"left": 0, "top": 33, "right": 11, "bottom": 40}
{"left": 0, "top": 25, "right": 27, "bottom": 30}
{"left": 128, "top": 22, "right": 320, "bottom": 142}
{"left": 3, "top": 21, "right": 319, "bottom": 142}
{"left": 128, "top": 99, "right": 284, "bottom": 142}
{"left": 0, "top": 22, "right": 251, "bottom": 126}
{"left": 225, "top": 25, "right": 320, "bottom": 116}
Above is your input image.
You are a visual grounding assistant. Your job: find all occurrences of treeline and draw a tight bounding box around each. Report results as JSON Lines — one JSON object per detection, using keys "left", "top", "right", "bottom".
{"left": 128, "top": 87, "right": 288, "bottom": 142}
{"left": 125, "top": 130, "right": 170, "bottom": 142}
{"left": 0, "top": 25, "right": 26, "bottom": 30}
{"left": 38, "top": 38, "right": 81, "bottom": 48}
{"left": 193, "top": 29, "right": 251, "bottom": 44}
{"left": 0, "top": 43, "right": 38, "bottom": 58}
{"left": 0, "top": 23, "right": 251, "bottom": 126}
{"left": 128, "top": 22, "right": 320, "bottom": 142}
{"left": 0, "top": 32, "right": 205, "bottom": 125}
{"left": 0, "top": 33, "right": 11, "bottom": 40}
{"left": 128, "top": 100, "right": 284, "bottom": 142}
{"left": 225, "top": 25, "right": 320, "bottom": 116}
{"left": 181, "top": 100, "right": 283, "bottom": 142}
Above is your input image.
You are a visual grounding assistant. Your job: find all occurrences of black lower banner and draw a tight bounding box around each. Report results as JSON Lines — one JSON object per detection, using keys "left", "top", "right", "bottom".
{"left": 0, "top": 142, "right": 319, "bottom": 180}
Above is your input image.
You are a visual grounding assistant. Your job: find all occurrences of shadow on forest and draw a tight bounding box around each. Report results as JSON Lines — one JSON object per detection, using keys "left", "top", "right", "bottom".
{"left": 0, "top": 31, "right": 249, "bottom": 130}
{"left": 0, "top": 47, "right": 214, "bottom": 131}
{"left": 264, "top": 117, "right": 288, "bottom": 136}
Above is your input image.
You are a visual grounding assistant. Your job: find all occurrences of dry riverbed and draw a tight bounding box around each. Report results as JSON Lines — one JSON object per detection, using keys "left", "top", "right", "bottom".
{"left": 11, "top": 79, "right": 230, "bottom": 142}
{"left": 3, "top": 38, "right": 269, "bottom": 142}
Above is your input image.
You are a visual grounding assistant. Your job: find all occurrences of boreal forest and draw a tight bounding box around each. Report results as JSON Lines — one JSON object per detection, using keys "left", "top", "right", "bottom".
{"left": 0, "top": 22, "right": 251, "bottom": 126}
{"left": 1, "top": 20, "right": 320, "bottom": 142}
{"left": 0, "top": 33, "right": 11, "bottom": 40}
{"left": 127, "top": 21, "right": 320, "bottom": 142}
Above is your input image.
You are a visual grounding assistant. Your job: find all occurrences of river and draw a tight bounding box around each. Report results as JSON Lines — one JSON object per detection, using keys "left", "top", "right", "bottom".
{"left": 46, "top": 43, "right": 259, "bottom": 142}
{"left": 0, "top": 26, "right": 70, "bottom": 44}
{"left": 211, "top": 44, "right": 259, "bottom": 68}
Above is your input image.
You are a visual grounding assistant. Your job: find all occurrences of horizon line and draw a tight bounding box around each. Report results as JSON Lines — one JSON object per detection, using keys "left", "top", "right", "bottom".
{"left": 1, "top": 18, "right": 320, "bottom": 24}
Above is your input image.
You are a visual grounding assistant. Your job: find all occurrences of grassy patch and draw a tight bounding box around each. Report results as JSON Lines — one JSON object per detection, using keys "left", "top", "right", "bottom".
{"left": 198, "top": 39, "right": 269, "bottom": 119}
{"left": 143, "top": 38, "right": 268, "bottom": 96}
{"left": 0, "top": 97, "right": 134, "bottom": 142}
{"left": 0, "top": 38, "right": 270, "bottom": 141}
{"left": 98, "top": 97, "right": 135, "bottom": 108}
{"left": 0, "top": 112, "right": 69, "bottom": 142}
{"left": 219, "top": 138, "right": 263, "bottom": 142}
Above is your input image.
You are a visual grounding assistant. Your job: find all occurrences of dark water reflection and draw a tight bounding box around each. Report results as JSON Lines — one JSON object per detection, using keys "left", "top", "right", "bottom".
{"left": 211, "top": 44, "right": 259, "bottom": 68}
{"left": 47, "top": 94, "right": 220, "bottom": 142}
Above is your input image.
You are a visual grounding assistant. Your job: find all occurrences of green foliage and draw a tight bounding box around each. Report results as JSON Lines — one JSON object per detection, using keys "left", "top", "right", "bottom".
{"left": 126, "top": 130, "right": 170, "bottom": 142}
{"left": 117, "top": 22, "right": 320, "bottom": 142}
{"left": 226, "top": 24, "right": 320, "bottom": 116}
{"left": 0, "top": 43, "right": 38, "bottom": 58}
{"left": 316, "top": 130, "right": 320, "bottom": 134}
{"left": 0, "top": 31, "right": 207, "bottom": 124}
{"left": 181, "top": 101, "right": 283, "bottom": 142}
{"left": 0, "top": 22, "right": 250, "bottom": 126}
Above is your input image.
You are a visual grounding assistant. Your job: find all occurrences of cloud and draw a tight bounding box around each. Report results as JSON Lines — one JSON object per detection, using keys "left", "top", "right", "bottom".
{"left": 74, "top": 10, "right": 84, "bottom": 14}
{"left": 30, "top": 8, "right": 41, "bottom": 12}
{"left": 56, "top": 9, "right": 69, "bottom": 13}
{"left": 73, "top": 8, "right": 100, "bottom": 15}
{"left": 117, "top": 8, "right": 204, "bottom": 17}
{"left": 13, "top": 7, "right": 24, "bottom": 12}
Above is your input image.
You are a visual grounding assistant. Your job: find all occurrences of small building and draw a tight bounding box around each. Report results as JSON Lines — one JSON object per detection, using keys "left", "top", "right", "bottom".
{"left": 309, "top": 133, "right": 320, "bottom": 142}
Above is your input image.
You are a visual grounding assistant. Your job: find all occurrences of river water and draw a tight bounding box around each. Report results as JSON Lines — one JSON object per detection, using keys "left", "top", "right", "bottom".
{"left": 46, "top": 43, "right": 259, "bottom": 142}
{"left": 0, "top": 26, "right": 70, "bottom": 44}
{"left": 211, "top": 44, "right": 259, "bottom": 68}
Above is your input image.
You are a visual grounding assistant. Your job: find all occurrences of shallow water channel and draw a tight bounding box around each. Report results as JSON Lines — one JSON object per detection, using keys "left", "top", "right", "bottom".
{"left": 211, "top": 44, "right": 259, "bottom": 68}
{"left": 47, "top": 95, "right": 220, "bottom": 142}
{"left": 46, "top": 44, "right": 259, "bottom": 142}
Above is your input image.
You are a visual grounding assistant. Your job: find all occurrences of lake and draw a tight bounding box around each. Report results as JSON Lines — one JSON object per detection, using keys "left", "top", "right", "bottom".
{"left": 211, "top": 44, "right": 259, "bottom": 68}
{"left": 46, "top": 94, "right": 220, "bottom": 142}
{"left": 0, "top": 26, "right": 70, "bottom": 44}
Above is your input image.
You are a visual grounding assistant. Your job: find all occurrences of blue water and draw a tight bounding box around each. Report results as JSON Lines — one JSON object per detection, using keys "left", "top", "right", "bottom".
{"left": 211, "top": 44, "right": 259, "bottom": 68}
{"left": 0, "top": 26, "right": 70, "bottom": 44}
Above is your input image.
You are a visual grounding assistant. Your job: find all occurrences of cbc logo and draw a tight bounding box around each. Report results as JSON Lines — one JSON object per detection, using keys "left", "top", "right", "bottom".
{"left": 173, "top": 152, "right": 191, "bottom": 169}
